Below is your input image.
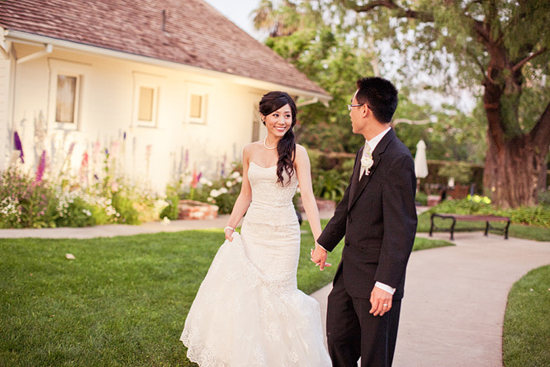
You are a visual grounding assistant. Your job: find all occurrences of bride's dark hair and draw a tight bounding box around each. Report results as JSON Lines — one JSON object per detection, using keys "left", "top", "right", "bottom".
{"left": 259, "top": 91, "right": 297, "bottom": 186}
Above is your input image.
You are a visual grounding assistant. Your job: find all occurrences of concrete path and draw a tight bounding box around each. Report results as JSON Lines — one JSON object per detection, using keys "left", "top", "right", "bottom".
{"left": 312, "top": 232, "right": 550, "bottom": 367}
{"left": 2, "top": 213, "right": 549, "bottom": 366}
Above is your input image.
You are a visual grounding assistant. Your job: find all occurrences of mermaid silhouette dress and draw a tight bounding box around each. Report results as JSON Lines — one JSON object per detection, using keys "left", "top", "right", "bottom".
{"left": 180, "top": 162, "right": 331, "bottom": 366}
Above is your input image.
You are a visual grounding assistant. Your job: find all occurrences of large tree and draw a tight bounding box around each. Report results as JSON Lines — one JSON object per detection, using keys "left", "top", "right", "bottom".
{"left": 335, "top": 0, "right": 550, "bottom": 208}
{"left": 252, "top": 0, "right": 485, "bottom": 162}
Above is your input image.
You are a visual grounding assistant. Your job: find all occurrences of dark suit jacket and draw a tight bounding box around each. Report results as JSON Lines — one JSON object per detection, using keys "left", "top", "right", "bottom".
{"left": 318, "top": 129, "right": 417, "bottom": 300}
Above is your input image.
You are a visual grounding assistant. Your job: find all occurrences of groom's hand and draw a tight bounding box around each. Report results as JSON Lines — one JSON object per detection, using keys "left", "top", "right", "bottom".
{"left": 370, "top": 287, "right": 393, "bottom": 316}
{"left": 310, "top": 244, "right": 331, "bottom": 271}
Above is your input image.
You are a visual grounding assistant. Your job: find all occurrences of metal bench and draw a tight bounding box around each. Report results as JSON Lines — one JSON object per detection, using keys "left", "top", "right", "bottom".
{"left": 429, "top": 213, "right": 511, "bottom": 240}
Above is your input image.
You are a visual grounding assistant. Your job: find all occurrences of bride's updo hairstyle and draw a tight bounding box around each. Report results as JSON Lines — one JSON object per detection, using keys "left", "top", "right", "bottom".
{"left": 259, "top": 91, "right": 297, "bottom": 186}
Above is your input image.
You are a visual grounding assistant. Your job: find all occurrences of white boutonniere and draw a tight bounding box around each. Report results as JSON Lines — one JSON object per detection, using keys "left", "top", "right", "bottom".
{"left": 361, "top": 154, "right": 374, "bottom": 176}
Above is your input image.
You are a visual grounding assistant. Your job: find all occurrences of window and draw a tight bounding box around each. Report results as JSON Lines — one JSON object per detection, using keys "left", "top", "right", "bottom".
{"left": 48, "top": 59, "right": 89, "bottom": 130}
{"left": 56, "top": 74, "right": 79, "bottom": 123}
{"left": 133, "top": 72, "right": 162, "bottom": 127}
{"left": 186, "top": 82, "right": 210, "bottom": 124}
{"left": 190, "top": 94, "right": 203, "bottom": 119}
{"left": 138, "top": 87, "right": 155, "bottom": 122}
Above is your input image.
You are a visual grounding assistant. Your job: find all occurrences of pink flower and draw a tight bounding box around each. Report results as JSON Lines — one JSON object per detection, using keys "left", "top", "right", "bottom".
{"left": 35, "top": 150, "right": 46, "bottom": 183}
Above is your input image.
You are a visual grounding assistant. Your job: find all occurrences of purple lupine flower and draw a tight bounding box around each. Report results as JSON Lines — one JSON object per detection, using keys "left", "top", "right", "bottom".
{"left": 14, "top": 131, "right": 24, "bottom": 163}
{"left": 123, "top": 132, "right": 127, "bottom": 140}
{"left": 35, "top": 150, "right": 47, "bottom": 183}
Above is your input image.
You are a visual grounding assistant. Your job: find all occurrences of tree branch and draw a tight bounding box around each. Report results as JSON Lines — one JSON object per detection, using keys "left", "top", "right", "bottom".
{"left": 344, "top": 0, "right": 435, "bottom": 22}
{"left": 512, "top": 48, "right": 549, "bottom": 74}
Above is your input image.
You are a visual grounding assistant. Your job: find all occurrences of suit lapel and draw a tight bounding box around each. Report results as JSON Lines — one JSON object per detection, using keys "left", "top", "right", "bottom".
{"left": 348, "top": 129, "right": 396, "bottom": 211}
{"left": 349, "top": 146, "right": 363, "bottom": 201}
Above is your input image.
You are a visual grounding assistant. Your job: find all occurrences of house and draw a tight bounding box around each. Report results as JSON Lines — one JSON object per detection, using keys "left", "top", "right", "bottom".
{"left": 0, "top": 0, "right": 330, "bottom": 192}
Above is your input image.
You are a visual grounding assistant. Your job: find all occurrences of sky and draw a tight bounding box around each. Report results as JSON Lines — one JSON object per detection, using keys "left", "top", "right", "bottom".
{"left": 204, "top": 0, "right": 264, "bottom": 40}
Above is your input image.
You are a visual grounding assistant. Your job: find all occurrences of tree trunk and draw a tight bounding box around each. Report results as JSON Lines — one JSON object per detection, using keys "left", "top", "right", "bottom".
{"left": 483, "top": 132, "right": 543, "bottom": 208}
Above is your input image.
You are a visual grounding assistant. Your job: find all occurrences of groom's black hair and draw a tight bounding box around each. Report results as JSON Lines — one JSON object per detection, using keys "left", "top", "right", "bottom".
{"left": 259, "top": 91, "right": 297, "bottom": 186}
{"left": 356, "top": 77, "right": 398, "bottom": 123}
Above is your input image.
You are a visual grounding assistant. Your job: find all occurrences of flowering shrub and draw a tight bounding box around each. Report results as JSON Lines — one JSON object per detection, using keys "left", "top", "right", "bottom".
{"left": 174, "top": 163, "right": 243, "bottom": 214}
{"left": 0, "top": 166, "right": 169, "bottom": 228}
{"left": 0, "top": 168, "right": 58, "bottom": 228}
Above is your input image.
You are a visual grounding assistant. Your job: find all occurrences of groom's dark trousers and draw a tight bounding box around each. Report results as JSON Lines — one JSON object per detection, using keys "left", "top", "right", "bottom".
{"left": 318, "top": 129, "right": 417, "bottom": 367}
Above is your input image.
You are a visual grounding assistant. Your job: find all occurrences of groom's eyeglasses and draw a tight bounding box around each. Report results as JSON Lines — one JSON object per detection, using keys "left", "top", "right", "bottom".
{"left": 347, "top": 103, "right": 370, "bottom": 111}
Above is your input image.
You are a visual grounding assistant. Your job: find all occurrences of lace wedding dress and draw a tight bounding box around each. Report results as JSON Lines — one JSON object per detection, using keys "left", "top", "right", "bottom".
{"left": 180, "top": 161, "right": 331, "bottom": 367}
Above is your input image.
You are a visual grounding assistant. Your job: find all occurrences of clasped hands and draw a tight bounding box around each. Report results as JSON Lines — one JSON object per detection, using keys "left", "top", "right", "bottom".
{"left": 310, "top": 243, "right": 331, "bottom": 271}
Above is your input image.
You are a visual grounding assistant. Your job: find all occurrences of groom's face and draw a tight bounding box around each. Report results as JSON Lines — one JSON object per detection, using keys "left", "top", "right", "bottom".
{"left": 350, "top": 90, "right": 367, "bottom": 135}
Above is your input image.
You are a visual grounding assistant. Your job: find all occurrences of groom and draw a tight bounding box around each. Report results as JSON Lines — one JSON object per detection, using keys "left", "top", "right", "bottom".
{"left": 312, "top": 77, "right": 417, "bottom": 367}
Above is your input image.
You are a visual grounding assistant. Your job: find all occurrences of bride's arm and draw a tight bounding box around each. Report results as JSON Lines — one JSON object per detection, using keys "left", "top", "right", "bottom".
{"left": 294, "top": 145, "right": 323, "bottom": 241}
{"left": 295, "top": 145, "right": 330, "bottom": 270}
{"left": 224, "top": 146, "right": 253, "bottom": 241}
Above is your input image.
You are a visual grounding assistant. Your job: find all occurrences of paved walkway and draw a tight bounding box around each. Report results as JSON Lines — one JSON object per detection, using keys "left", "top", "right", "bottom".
{"left": 2, "top": 213, "right": 549, "bottom": 367}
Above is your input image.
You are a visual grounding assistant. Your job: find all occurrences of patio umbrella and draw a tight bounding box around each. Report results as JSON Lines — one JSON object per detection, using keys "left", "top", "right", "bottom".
{"left": 414, "top": 139, "right": 428, "bottom": 179}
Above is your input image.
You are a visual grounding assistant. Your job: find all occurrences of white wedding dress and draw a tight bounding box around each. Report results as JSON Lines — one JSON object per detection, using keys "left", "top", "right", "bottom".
{"left": 180, "top": 161, "right": 331, "bottom": 367}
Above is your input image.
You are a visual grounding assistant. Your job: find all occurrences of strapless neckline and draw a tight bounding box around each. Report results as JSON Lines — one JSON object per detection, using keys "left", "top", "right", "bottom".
{"left": 249, "top": 161, "right": 277, "bottom": 169}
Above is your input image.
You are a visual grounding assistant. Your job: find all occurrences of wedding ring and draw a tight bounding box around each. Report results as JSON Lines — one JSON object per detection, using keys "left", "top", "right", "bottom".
{"left": 383, "top": 304, "right": 388, "bottom": 307}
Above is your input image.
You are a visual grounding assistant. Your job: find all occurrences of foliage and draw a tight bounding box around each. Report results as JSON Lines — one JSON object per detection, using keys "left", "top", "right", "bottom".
{"left": 160, "top": 188, "right": 180, "bottom": 221}
{"left": 0, "top": 168, "right": 58, "bottom": 228}
{"left": 503, "top": 265, "right": 550, "bottom": 367}
{"left": 538, "top": 190, "right": 550, "bottom": 208}
{"left": 437, "top": 162, "right": 473, "bottom": 185}
{"left": 0, "top": 166, "right": 169, "bottom": 229}
{"left": 415, "top": 191, "right": 428, "bottom": 206}
{"left": 176, "top": 163, "right": 243, "bottom": 215}
{"left": 425, "top": 198, "right": 550, "bottom": 228}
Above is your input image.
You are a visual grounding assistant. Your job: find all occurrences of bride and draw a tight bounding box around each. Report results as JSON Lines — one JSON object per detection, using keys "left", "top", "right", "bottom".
{"left": 180, "top": 91, "right": 331, "bottom": 366}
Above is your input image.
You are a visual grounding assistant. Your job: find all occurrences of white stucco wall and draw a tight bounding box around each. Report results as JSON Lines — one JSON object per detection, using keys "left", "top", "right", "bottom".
{"left": 7, "top": 43, "right": 267, "bottom": 193}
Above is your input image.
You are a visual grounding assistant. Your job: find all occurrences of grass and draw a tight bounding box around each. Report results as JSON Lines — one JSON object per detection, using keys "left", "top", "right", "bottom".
{"left": 416, "top": 211, "right": 550, "bottom": 241}
{"left": 503, "top": 265, "right": 550, "bottom": 367}
{"left": 0, "top": 221, "right": 451, "bottom": 367}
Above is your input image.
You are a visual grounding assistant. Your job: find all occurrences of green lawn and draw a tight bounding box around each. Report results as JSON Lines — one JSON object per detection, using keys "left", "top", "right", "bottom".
{"left": 0, "top": 221, "right": 450, "bottom": 367}
{"left": 503, "top": 265, "right": 550, "bottom": 367}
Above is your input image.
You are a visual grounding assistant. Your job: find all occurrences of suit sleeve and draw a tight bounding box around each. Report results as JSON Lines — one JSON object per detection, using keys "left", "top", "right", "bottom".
{"left": 375, "top": 152, "right": 418, "bottom": 289}
{"left": 317, "top": 150, "right": 361, "bottom": 252}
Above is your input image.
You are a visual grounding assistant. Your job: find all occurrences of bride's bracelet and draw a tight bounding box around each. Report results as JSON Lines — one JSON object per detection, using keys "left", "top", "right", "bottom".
{"left": 224, "top": 226, "right": 235, "bottom": 232}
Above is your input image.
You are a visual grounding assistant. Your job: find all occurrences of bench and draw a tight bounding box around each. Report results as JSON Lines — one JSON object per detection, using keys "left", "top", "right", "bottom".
{"left": 429, "top": 213, "right": 511, "bottom": 240}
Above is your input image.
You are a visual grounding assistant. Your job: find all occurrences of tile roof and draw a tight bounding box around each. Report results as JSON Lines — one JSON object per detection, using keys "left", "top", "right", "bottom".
{"left": 0, "top": 0, "right": 328, "bottom": 96}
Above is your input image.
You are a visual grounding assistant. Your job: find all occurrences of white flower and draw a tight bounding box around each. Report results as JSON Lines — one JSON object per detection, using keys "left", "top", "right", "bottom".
{"left": 361, "top": 154, "right": 374, "bottom": 175}
{"left": 219, "top": 187, "right": 228, "bottom": 194}
{"left": 236, "top": 177, "right": 242, "bottom": 183}
{"left": 199, "top": 177, "right": 209, "bottom": 184}
{"left": 226, "top": 181, "right": 233, "bottom": 188}
{"left": 230, "top": 171, "right": 241, "bottom": 179}
{"left": 210, "top": 189, "right": 220, "bottom": 198}
{"left": 207, "top": 197, "right": 213, "bottom": 202}
{"left": 207, "top": 180, "right": 213, "bottom": 187}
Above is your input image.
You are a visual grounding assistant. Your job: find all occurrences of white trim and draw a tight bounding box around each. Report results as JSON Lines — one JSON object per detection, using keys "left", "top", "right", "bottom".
{"left": 47, "top": 58, "right": 91, "bottom": 131}
{"left": 132, "top": 71, "right": 163, "bottom": 128}
{"left": 4, "top": 30, "right": 332, "bottom": 104}
{"left": 185, "top": 82, "right": 210, "bottom": 124}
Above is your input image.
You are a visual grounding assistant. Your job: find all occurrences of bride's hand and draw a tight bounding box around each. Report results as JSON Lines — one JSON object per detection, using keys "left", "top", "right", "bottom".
{"left": 311, "top": 245, "right": 331, "bottom": 271}
{"left": 224, "top": 226, "right": 235, "bottom": 241}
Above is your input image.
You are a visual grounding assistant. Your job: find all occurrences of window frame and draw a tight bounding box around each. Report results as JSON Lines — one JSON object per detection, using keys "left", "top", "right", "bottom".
{"left": 185, "top": 82, "right": 210, "bottom": 124}
{"left": 48, "top": 59, "right": 90, "bottom": 131}
{"left": 132, "top": 72, "right": 162, "bottom": 128}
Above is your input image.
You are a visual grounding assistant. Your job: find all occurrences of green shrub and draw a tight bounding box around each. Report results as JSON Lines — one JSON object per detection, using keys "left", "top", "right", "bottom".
{"left": 428, "top": 197, "right": 550, "bottom": 228}
{"left": 415, "top": 191, "right": 428, "bottom": 206}
{"left": 0, "top": 168, "right": 58, "bottom": 228}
